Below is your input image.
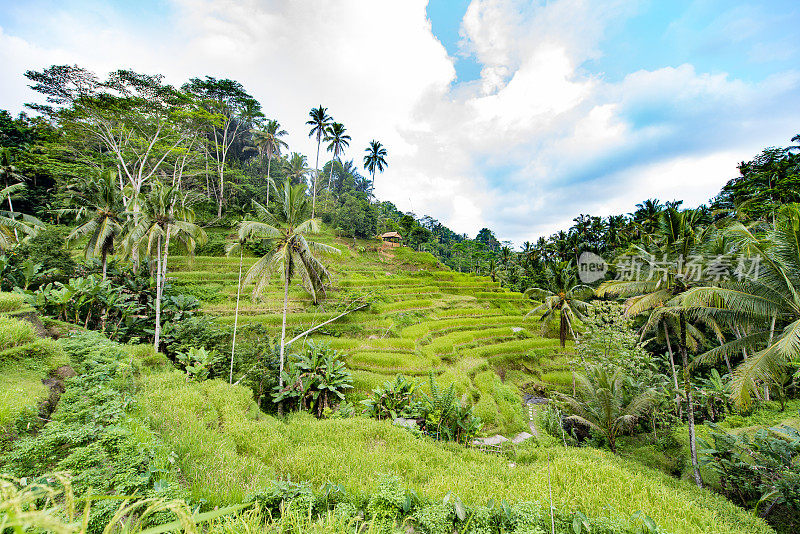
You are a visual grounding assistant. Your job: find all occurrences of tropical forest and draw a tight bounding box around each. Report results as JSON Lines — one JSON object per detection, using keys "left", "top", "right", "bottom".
{"left": 1, "top": 36, "right": 800, "bottom": 534}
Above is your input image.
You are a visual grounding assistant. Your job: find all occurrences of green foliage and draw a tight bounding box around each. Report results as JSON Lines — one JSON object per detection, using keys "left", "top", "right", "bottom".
{"left": 273, "top": 343, "right": 353, "bottom": 417}
{"left": 361, "top": 374, "right": 423, "bottom": 420}
{"left": 1, "top": 339, "right": 168, "bottom": 531}
{"left": 555, "top": 365, "right": 657, "bottom": 453}
{"left": 334, "top": 191, "right": 377, "bottom": 238}
{"left": 422, "top": 373, "right": 482, "bottom": 445}
{"left": 17, "top": 224, "right": 76, "bottom": 280}
{"left": 699, "top": 424, "right": 800, "bottom": 532}
{"left": 176, "top": 347, "right": 221, "bottom": 381}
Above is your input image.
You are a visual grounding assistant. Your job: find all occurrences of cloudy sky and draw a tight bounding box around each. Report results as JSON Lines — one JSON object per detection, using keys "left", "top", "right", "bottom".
{"left": 1, "top": 0, "right": 798, "bottom": 244}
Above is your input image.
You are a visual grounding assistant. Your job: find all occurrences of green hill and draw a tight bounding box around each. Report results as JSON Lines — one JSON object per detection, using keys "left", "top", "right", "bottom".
{"left": 168, "top": 227, "right": 572, "bottom": 436}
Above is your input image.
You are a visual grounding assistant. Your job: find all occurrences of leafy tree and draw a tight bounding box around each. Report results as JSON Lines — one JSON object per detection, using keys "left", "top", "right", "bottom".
{"left": 475, "top": 228, "right": 500, "bottom": 252}
{"left": 25, "top": 66, "right": 200, "bottom": 213}
{"left": 335, "top": 191, "right": 377, "bottom": 238}
{"left": 306, "top": 106, "right": 332, "bottom": 218}
{"left": 555, "top": 365, "right": 656, "bottom": 453}
{"left": 238, "top": 180, "right": 340, "bottom": 414}
{"left": 713, "top": 140, "right": 800, "bottom": 222}
{"left": 363, "top": 140, "right": 387, "bottom": 193}
{"left": 183, "top": 76, "right": 263, "bottom": 217}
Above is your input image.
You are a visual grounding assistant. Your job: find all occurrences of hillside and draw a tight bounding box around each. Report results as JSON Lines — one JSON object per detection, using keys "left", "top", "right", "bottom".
{"left": 169, "top": 227, "right": 572, "bottom": 436}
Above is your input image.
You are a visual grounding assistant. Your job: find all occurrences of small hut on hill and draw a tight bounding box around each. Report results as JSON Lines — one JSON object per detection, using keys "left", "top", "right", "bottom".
{"left": 379, "top": 231, "right": 401, "bottom": 248}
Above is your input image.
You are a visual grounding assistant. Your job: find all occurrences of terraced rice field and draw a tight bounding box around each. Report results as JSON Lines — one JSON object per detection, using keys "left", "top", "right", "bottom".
{"left": 169, "top": 229, "right": 575, "bottom": 435}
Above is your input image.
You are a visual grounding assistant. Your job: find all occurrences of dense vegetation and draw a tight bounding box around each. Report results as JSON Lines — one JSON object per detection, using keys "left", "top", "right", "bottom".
{"left": 0, "top": 64, "right": 798, "bottom": 533}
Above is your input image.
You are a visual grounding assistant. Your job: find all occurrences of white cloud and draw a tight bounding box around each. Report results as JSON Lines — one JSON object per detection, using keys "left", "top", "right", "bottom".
{"left": 1, "top": 0, "right": 799, "bottom": 246}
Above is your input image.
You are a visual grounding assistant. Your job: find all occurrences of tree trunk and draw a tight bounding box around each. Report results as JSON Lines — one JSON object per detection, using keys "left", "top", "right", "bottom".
{"left": 559, "top": 309, "right": 567, "bottom": 348}
{"left": 217, "top": 165, "right": 224, "bottom": 218}
{"left": 680, "top": 312, "right": 703, "bottom": 488}
{"left": 153, "top": 234, "right": 163, "bottom": 353}
{"left": 230, "top": 246, "right": 243, "bottom": 384}
{"left": 312, "top": 137, "right": 321, "bottom": 219}
{"left": 664, "top": 320, "right": 682, "bottom": 418}
{"left": 278, "top": 263, "right": 290, "bottom": 416}
{"left": 101, "top": 250, "right": 109, "bottom": 332}
{"left": 6, "top": 191, "right": 18, "bottom": 241}
{"left": 266, "top": 155, "right": 272, "bottom": 206}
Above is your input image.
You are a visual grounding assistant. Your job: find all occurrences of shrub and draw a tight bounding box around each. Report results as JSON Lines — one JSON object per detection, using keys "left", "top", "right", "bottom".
{"left": 273, "top": 343, "right": 353, "bottom": 417}
{"left": 176, "top": 347, "right": 221, "bottom": 381}
{"left": 699, "top": 424, "right": 800, "bottom": 532}
{"left": 361, "top": 374, "right": 423, "bottom": 420}
{"left": 17, "top": 225, "right": 76, "bottom": 281}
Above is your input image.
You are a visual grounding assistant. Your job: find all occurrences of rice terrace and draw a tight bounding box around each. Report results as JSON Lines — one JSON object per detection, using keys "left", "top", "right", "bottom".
{"left": 1, "top": 2, "right": 799, "bottom": 534}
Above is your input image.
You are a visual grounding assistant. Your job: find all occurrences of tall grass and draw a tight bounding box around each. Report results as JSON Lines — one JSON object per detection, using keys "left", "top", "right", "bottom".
{"left": 137, "top": 374, "right": 772, "bottom": 534}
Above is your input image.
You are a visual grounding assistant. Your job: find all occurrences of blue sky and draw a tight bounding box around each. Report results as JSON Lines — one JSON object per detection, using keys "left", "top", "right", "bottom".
{"left": 0, "top": 0, "right": 798, "bottom": 243}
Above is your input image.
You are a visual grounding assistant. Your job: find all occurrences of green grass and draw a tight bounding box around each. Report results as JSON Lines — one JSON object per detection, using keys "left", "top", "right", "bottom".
{"left": 0, "top": 321, "right": 69, "bottom": 445}
{"left": 137, "top": 373, "right": 772, "bottom": 534}
{"left": 0, "top": 292, "right": 24, "bottom": 313}
{"left": 0, "top": 317, "right": 38, "bottom": 353}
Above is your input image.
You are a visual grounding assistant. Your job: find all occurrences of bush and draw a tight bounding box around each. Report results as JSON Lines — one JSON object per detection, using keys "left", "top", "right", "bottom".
{"left": 0, "top": 337, "right": 68, "bottom": 369}
{"left": 17, "top": 225, "right": 76, "bottom": 280}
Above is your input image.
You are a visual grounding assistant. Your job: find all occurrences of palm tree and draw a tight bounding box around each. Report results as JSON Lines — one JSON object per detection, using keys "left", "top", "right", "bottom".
{"left": 125, "top": 182, "right": 207, "bottom": 352}
{"left": 681, "top": 204, "right": 800, "bottom": 409}
{"left": 238, "top": 180, "right": 340, "bottom": 414}
{"left": 0, "top": 149, "right": 27, "bottom": 241}
{"left": 251, "top": 119, "right": 288, "bottom": 206}
{"left": 323, "top": 122, "right": 351, "bottom": 192}
{"left": 555, "top": 365, "right": 656, "bottom": 453}
{"left": 524, "top": 261, "right": 593, "bottom": 348}
{"left": 597, "top": 207, "right": 711, "bottom": 488}
{"left": 284, "top": 152, "right": 311, "bottom": 187}
{"left": 363, "top": 140, "right": 388, "bottom": 193}
{"left": 65, "top": 170, "right": 125, "bottom": 280}
{"left": 306, "top": 106, "right": 332, "bottom": 219}
{"left": 0, "top": 183, "right": 41, "bottom": 249}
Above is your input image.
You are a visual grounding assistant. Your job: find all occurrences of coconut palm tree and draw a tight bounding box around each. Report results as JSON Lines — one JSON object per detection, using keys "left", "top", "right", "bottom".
{"left": 0, "top": 183, "right": 42, "bottom": 249}
{"left": 306, "top": 106, "right": 332, "bottom": 219}
{"left": 555, "top": 365, "right": 656, "bottom": 453}
{"left": 0, "top": 149, "right": 27, "bottom": 240}
{"left": 323, "top": 122, "right": 351, "bottom": 192}
{"left": 238, "top": 179, "right": 340, "bottom": 414}
{"left": 124, "top": 182, "right": 207, "bottom": 352}
{"left": 363, "top": 140, "right": 388, "bottom": 193}
{"left": 524, "top": 261, "right": 592, "bottom": 348}
{"left": 284, "top": 152, "right": 311, "bottom": 187}
{"left": 251, "top": 119, "right": 288, "bottom": 206}
{"left": 597, "top": 207, "right": 711, "bottom": 488}
{"left": 65, "top": 170, "right": 125, "bottom": 280}
{"left": 681, "top": 204, "right": 800, "bottom": 410}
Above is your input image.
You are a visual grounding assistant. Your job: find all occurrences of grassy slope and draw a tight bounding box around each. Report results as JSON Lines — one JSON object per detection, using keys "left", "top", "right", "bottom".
{"left": 0, "top": 295, "right": 68, "bottom": 446}
{"left": 169, "top": 227, "right": 572, "bottom": 436}
{"left": 138, "top": 372, "right": 772, "bottom": 534}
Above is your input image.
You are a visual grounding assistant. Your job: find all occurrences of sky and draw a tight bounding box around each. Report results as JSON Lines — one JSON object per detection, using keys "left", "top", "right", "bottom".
{"left": 1, "top": 0, "right": 798, "bottom": 245}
